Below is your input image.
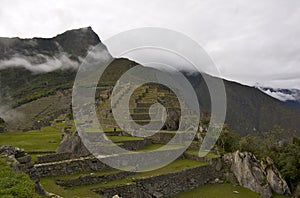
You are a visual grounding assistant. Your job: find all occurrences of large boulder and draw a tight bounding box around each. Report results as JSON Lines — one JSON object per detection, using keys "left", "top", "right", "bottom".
{"left": 223, "top": 151, "right": 290, "bottom": 198}
{"left": 56, "top": 131, "right": 90, "bottom": 158}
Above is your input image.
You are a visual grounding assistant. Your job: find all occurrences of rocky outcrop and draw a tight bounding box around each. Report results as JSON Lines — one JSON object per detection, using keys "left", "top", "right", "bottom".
{"left": 223, "top": 151, "right": 291, "bottom": 198}
{"left": 56, "top": 131, "right": 90, "bottom": 158}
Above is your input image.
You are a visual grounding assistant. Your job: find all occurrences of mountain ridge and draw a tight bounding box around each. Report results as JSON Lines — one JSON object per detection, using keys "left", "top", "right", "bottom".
{"left": 0, "top": 27, "right": 299, "bottom": 137}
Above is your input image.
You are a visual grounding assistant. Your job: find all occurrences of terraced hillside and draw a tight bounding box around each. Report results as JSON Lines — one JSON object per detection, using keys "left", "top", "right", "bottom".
{"left": 97, "top": 83, "right": 181, "bottom": 131}
{"left": 36, "top": 139, "right": 218, "bottom": 198}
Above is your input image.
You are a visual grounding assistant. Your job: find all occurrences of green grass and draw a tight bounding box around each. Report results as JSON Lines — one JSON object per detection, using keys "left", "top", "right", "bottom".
{"left": 41, "top": 176, "right": 104, "bottom": 198}
{"left": 173, "top": 183, "right": 261, "bottom": 198}
{"left": 108, "top": 136, "right": 144, "bottom": 142}
{"left": 134, "top": 159, "right": 207, "bottom": 178}
{"left": 0, "top": 127, "right": 62, "bottom": 153}
{"left": 103, "top": 127, "right": 121, "bottom": 132}
{"left": 185, "top": 150, "right": 218, "bottom": 158}
{"left": 137, "top": 144, "right": 185, "bottom": 152}
{"left": 0, "top": 156, "right": 39, "bottom": 198}
{"left": 55, "top": 169, "right": 122, "bottom": 181}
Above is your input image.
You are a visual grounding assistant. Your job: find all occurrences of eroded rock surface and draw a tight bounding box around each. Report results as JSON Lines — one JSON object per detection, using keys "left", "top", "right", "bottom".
{"left": 223, "top": 151, "right": 290, "bottom": 198}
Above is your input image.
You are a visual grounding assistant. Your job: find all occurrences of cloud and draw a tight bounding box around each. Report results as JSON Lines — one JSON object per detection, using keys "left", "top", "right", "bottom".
{"left": 0, "top": 53, "right": 80, "bottom": 73}
{"left": 0, "top": 105, "right": 23, "bottom": 123}
{"left": 0, "top": 0, "right": 299, "bottom": 88}
{"left": 263, "top": 89, "right": 296, "bottom": 102}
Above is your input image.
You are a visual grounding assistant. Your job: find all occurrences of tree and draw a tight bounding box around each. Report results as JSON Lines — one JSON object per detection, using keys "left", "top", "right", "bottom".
{"left": 239, "top": 134, "right": 263, "bottom": 157}
{"left": 217, "top": 125, "right": 239, "bottom": 153}
{"left": 275, "top": 140, "right": 300, "bottom": 191}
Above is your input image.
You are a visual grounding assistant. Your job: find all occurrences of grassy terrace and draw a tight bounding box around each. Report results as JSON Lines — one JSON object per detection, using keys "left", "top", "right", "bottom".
{"left": 0, "top": 126, "right": 62, "bottom": 161}
{"left": 173, "top": 183, "right": 261, "bottom": 198}
{"left": 108, "top": 136, "right": 144, "bottom": 142}
{"left": 173, "top": 183, "right": 287, "bottom": 198}
{"left": 185, "top": 150, "right": 219, "bottom": 158}
{"left": 41, "top": 159, "right": 208, "bottom": 197}
{"left": 137, "top": 143, "right": 185, "bottom": 152}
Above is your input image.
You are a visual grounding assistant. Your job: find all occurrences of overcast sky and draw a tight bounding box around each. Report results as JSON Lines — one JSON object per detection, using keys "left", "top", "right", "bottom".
{"left": 0, "top": 0, "right": 299, "bottom": 89}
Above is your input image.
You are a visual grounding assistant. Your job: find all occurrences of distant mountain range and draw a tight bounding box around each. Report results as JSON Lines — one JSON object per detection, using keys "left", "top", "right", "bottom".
{"left": 258, "top": 87, "right": 300, "bottom": 109}
{"left": 0, "top": 27, "right": 299, "bottom": 137}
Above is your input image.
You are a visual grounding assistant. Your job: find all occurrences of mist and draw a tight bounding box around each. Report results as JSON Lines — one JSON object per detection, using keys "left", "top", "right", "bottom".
{"left": 0, "top": 52, "right": 80, "bottom": 73}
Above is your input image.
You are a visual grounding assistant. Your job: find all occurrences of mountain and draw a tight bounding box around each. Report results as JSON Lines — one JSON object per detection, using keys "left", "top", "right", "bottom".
{"left": 258, "top": 87, "right": 300, "bottom": 109}
{"left": 0, "top": 27, "right": 100, "bottom": 107}
{"left": 184, "top": 73, "right": 300, "bottom": 136}
{"left": 0, "top": 27, "right": 300, "bottom": 137}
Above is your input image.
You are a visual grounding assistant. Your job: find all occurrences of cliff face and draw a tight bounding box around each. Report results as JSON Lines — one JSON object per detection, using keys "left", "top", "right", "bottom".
{"left": 223, "top": 151, "right": 291, "bottom": 198}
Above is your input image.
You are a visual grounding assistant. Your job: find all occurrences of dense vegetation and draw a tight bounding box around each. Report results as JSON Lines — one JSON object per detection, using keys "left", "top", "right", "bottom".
{"left": 0, "top": 156, "right": 38, "bottom": 197}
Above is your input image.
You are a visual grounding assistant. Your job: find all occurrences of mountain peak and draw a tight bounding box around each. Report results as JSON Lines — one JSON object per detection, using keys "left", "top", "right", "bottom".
{"left": 0, "top": 27, "right": 101, "bottom": 59}
{"left": 53, "top": 27, "right": 101, "bottom": 57}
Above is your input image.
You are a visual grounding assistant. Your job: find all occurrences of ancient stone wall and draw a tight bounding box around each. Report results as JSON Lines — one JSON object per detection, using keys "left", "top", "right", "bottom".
{"left": 35, "top": 156, "right": 112, "bottom": 177}
{"left": 56, "top": 171, "right": 133, "bottom": 187}
{"left": 119, "top": 139, "right": 149, "bottom": 151}
{"left": 94, "top": 165, "right": 214, "bottom": 198}
{"left": 36, "top": 152, "right": 73, "bottom": 163}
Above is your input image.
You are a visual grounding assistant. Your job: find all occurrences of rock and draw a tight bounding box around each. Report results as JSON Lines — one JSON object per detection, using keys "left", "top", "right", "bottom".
{"left": 56, "top": 131, "right": 90, "bottom": 157}
{"left": 293, "top": 184, "right": 300, "bottom": 198}
{"left": 0, "top": 145, "right": 25, "bottom": 157}
{"left": 214, "top": 178, "right": 223, "bottom": 184}
{"left": 215, "top": 158, "right": 222, "bottom": 171}
{"left": 16, "top": 155, "right": 32, "bottom": 163}
{"left": 90, "top": 173, "right": 96, "bottom": 177}
{"left": 223, "top": 151, "right": 291, "bottom": 198}
{"left": 266, "top": 165, "right": 291, "bottom": 195}
{"left": 35, "top": 182, "right": 49, "bottom": 196}
{"left": 233, "top": 190, "right": 239, "bottom": 194}
{"left": 153, "top": 191, "right": 163, "bottom": 198}
{"left": 112, "top": 195, "right": 120, "bottom": 198}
